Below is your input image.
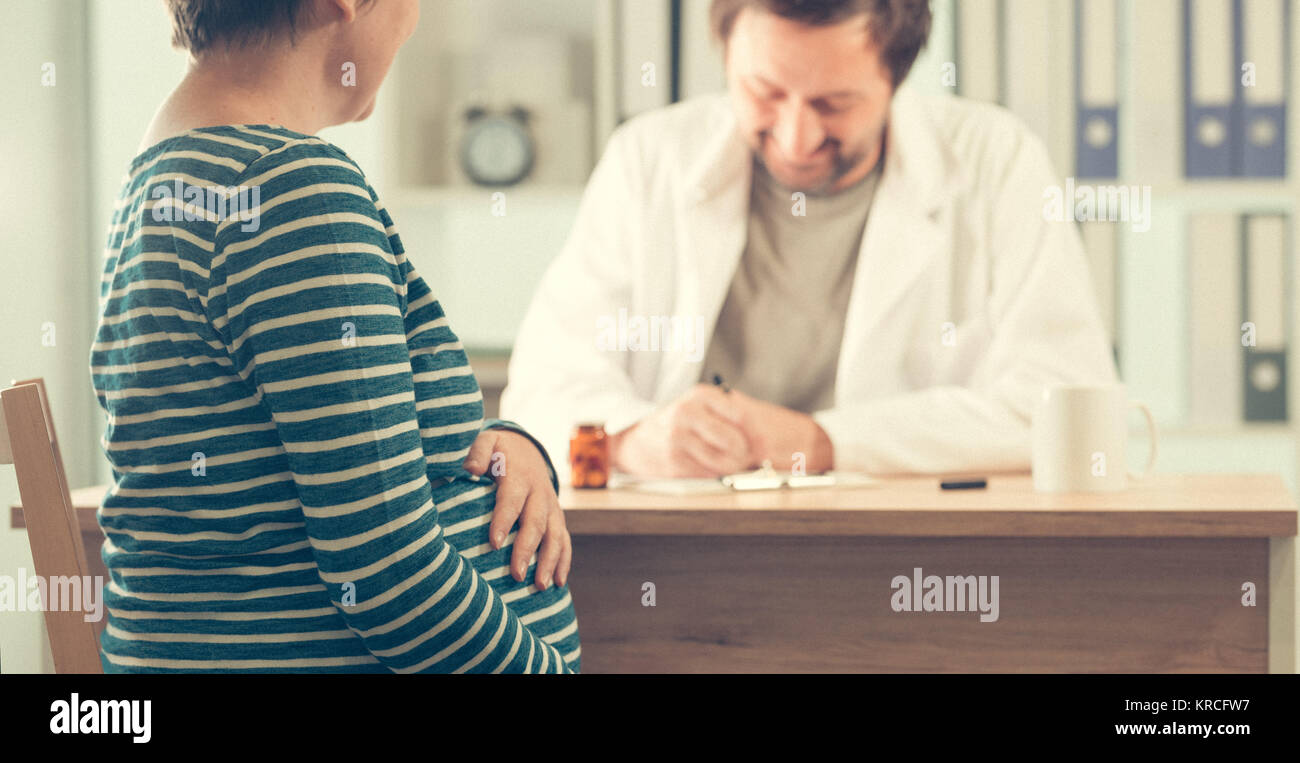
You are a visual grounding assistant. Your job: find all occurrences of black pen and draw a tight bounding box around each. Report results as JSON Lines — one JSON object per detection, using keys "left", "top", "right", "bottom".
{"left": 711, "top": 373, "right": 731, "bottom": 394}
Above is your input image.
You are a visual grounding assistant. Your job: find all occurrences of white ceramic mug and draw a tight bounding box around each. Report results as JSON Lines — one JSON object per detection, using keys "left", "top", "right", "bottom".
{"left": 1032, "top": 384, "right": 1158, "bottom": 493}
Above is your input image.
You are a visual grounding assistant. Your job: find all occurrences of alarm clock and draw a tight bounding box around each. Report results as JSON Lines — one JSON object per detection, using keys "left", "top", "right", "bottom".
{"left": 458, "top": 105, "right": 536, "bottom": 187}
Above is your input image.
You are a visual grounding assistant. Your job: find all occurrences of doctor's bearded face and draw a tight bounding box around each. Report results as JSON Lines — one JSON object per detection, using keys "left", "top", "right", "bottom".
{"left": 724, "top": 7, "right": 894, "bottom": 194}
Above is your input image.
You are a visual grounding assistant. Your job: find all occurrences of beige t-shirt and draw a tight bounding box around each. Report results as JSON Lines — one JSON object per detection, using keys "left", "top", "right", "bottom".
{"left": 699, "top": 157, "right": 882, "bottom": 413}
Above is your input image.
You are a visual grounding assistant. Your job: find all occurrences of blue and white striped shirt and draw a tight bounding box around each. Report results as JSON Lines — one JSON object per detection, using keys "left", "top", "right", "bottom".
{"left": 89, "top": 125, "right": 580, "bottom": 673}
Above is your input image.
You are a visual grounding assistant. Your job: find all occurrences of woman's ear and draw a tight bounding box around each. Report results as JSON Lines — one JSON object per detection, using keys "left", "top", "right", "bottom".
{"left": 322, "top": 0, "right": 361, "bottom": 24}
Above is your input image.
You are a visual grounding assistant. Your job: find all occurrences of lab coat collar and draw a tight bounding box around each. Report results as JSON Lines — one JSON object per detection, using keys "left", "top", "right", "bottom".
{"left": 684, "top": 84, "right": 953, "bottom": 209}
{"left": 877, "top": 84, "right": 953, "bottom": 211}
{"left": 669, "top": 99, "right": 752, "bottom": 399}
{"left": 685, "top": 97, "right": 751, "bottom": 202}
{"left": 837, "top": 85, "right": 957, "bottom": 393}
{"left": 668, "top": 85, "right": 956, "bottom": 401}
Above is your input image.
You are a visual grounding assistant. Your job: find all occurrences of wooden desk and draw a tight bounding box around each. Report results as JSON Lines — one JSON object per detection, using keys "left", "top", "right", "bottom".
{"left": 11, "top": 485, "right": 112, "bottom": 639}
{"left": 14, "top": 474, "right": 1298, "bottom": 672}
{"left": 10, "top": 485, "right": 110, "bottom": 579}
{"left": 559, "top": 473, "right": 1298, "bottom": 673}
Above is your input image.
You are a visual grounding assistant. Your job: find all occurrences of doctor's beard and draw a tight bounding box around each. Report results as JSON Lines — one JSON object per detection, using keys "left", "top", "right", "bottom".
{"left": 755, "top": 123, "right": 886, "bottom": 196}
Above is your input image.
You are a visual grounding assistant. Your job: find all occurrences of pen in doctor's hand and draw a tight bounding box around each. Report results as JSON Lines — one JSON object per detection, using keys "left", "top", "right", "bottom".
{"left": 710, "top": 373, "right": 770, "bottom": 472}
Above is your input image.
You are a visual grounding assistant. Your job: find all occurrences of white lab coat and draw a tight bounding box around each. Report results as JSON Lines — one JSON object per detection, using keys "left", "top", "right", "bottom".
{"left": 500, "top": 85, "right": 1118, "bottom": 478}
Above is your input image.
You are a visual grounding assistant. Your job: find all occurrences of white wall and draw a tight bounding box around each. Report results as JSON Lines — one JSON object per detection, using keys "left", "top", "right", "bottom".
{"left": 0, "top": 0, "right": 94, "bottom": 673}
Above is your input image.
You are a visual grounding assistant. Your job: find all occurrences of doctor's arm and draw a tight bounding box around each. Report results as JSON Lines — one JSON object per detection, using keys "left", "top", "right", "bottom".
{"left": 810, "top": 139, "right": 1119, "bottom": 475}
{"left": 500, "top": 126, "right": 756, "bottom": 478}
{"left": 501, "top": 125, "right": 652, "bottom": 467}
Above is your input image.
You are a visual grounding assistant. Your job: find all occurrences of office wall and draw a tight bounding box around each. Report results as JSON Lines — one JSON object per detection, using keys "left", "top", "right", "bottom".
{"left": 0, "top": 0, "right": 93, "bottom": 673}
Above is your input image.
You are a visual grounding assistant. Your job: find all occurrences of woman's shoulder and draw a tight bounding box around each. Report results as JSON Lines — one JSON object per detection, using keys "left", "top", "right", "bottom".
{"left": 119, "top": 126, "right": 382, "bottom": 238}
{"left": 131, "top": 125, "right": 372, "bottom": 192}
{"left": 233, "top": 128, "right": 373, "bottom": 193}
{"left": 203, "top": 128, "right": 391, "bottom": 251}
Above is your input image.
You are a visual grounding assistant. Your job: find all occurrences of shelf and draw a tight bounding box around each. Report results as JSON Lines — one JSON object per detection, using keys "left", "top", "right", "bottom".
{"left": 1151, "top": 423, "right": 1294, "bottom": 438}
{"left": 380, "top": 0, "right": 610, "bottom": 191}
{"left": 1140, "top": 182, "right": 1299, "bottom": 207}
{"left": 389, "top": 184, "right": 586, "bottom": 209}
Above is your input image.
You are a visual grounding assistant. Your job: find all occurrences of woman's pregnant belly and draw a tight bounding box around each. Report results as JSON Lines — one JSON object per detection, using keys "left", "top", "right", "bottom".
{"left": 429, "top": 474, "right": 581, "bottom": 672}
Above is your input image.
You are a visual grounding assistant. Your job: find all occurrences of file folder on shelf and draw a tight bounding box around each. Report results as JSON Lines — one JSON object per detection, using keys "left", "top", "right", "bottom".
{"left": 1079, "top": 220, "right": 1119, "bottom": 360}
{"left": 1002, "top": 0, "right": 1062, "bottom": 160}
{"left": 1242, "top": 213, "right": 1290, "bottom": 421}
{"left": 955, "top": 0, "right": 1002, "bottom": 103}
{"left": 1239, "top": 0, "right": 1288, "bottom": 177}
{"left": 1184, "top": 0, "right": 1238, "bottom": 177}
{"left": 617, "top": 0, "right": 673, "bottom": 121}
{"left": 1131, "top": 0, "right": 1184, "bottom": 182}
{"left": 1187, "top": 212, "right": 1244, "bottom": 425}
{"left": 1075, "top": 0, "right": 1120, "bottom": 178}
{"left": 678, "top": 0, "right": 725, "bottom": 100}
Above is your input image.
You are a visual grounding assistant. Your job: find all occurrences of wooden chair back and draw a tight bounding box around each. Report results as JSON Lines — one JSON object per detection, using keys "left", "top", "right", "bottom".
{"left": 0, "top": 379, "right": 103, "bottom": 673}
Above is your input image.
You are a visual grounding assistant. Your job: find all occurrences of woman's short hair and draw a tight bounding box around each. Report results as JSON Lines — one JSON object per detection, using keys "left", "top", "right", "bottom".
{"left": 709, "top": 0, "right": 932, "bottom": 88}
{"left": 165, "top": 0, "right": 313, "bottom": 55}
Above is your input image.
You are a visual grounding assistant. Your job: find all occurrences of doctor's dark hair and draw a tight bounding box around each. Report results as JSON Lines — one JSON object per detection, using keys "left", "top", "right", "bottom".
{"left": 709, "top": 0, "right": 932, "bottom": 88}
{"left": 165, "top": 0, "right": 374, "bottom": 55}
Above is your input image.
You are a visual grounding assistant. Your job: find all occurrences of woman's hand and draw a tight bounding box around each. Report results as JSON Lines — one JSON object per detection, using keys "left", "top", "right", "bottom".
{"left": 462, "top": 429, "right": 572, "bottom": 590}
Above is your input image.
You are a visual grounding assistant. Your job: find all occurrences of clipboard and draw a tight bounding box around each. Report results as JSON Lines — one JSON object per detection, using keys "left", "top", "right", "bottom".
{"left": 616, "top": 463, "right": 878, "bottom": 495}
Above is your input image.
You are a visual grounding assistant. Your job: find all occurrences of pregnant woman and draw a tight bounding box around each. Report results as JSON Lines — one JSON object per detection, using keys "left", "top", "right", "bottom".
{"left": 88, "top": 0, "right": 579, "bottom": 672}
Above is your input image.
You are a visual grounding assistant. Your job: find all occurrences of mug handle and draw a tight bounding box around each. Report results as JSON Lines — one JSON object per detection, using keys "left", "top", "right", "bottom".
{"left": 1128, "top": 401, "right": 1158, "bottom": 480}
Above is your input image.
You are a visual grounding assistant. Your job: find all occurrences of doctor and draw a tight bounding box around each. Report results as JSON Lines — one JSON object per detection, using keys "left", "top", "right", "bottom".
{"left": 501, "top": 0, "right": 1117, "bottom": 479}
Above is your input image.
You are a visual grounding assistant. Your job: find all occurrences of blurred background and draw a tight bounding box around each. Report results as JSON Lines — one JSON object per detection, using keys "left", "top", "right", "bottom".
{"left": 0, "top": 0, "right": 1295, "bottom": 671}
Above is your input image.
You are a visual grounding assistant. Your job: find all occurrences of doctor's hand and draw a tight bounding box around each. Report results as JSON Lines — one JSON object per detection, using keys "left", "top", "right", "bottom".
{"left": 463, "top": 429, "right": 572, "bottom": 590}
{"left": 608, "top": 384, "right": 763, "bottom": 477}
{"left": 724, "top": 391, "right": 835, "bottom": 474}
